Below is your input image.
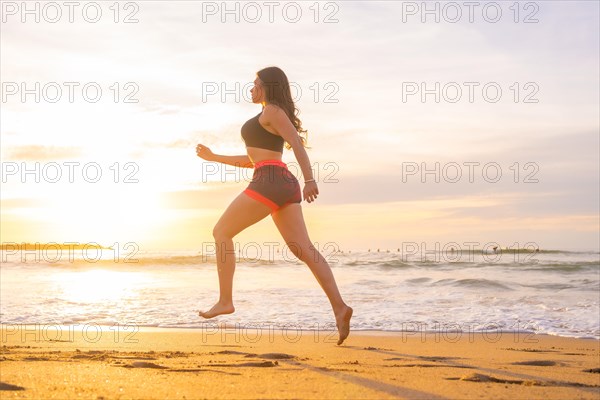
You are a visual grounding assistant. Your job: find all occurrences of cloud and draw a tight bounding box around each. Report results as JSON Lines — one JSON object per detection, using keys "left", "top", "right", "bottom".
{"left": 5, "top": 145, "right": 82, "bottom": 161}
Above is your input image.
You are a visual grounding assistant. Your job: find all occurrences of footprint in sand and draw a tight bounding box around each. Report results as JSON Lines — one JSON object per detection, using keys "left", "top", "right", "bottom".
{"left": 0, "top": 382, "right": 26, "bottom": 391}
{"left": 124, "top": 361, "right": 169, "bottom": 369}
{"left": 255, "top": 353, "right": 296, "bottom": 360}
{"left": 583, "top": 368, "right": 600, "bottom": 373}
{"left": 512, "top": 360, "right": 557, "bottom": 366}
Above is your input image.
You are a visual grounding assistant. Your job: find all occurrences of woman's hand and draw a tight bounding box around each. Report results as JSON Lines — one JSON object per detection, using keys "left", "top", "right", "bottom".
{"left": 196, "top": 144, "right": 215, "bottom": 161}
{"left": 303, "top": 181, "right": 319, "bottom": 203}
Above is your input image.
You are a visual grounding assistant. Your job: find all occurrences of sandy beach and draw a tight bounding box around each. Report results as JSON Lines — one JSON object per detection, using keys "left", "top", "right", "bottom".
{"left": 1, "top": 325, "right": 598, "bottom": 399}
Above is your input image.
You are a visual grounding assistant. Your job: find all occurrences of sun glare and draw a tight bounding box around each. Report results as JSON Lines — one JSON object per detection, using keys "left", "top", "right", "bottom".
{"left": 15, "top": 183, "right": 166, "bottom": 244}
{"left": 53, "top": 269, "right": 145, "bottom": 303}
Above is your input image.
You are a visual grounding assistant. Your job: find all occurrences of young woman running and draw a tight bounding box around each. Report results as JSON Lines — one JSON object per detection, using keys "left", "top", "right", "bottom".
{"left": 196, "top": 66, "right": 353, "bottom": 345}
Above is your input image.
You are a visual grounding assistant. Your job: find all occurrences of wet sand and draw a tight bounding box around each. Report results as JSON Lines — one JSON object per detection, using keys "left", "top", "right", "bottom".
{"left": 1, "top": 325, "right": 598, "bottom": 399}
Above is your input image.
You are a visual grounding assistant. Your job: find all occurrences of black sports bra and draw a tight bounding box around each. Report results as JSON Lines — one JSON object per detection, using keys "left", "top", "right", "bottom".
{"left": 241, "top": 112, "right": 284, "bottom": 153}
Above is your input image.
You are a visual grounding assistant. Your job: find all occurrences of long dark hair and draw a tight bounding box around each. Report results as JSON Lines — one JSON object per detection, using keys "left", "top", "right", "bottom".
{"left": 256, "top": 66, "right": 309, "bottom": 150}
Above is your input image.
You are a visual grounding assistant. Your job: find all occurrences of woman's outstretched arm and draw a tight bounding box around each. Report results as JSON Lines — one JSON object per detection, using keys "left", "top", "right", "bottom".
{"left": 196, "top": 144, "right": 254, "bottom": 168}
{"left": 210, "top": 154, "right": 253, "bottom": 168}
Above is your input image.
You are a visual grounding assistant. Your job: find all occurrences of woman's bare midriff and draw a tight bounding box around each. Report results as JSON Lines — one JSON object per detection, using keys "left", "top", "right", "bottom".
{"left": 247, "top": 147, "right": 283, "bottom": 164}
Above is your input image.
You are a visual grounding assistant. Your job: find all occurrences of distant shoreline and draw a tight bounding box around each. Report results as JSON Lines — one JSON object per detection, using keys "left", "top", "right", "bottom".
{"left": 0, "top": 243, "right": 112, "bottom": 250}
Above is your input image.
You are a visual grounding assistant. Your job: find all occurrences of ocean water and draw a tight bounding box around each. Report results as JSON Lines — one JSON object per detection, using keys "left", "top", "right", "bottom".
{"left": 1, "top": 248, "right": 598, "bottom": 339}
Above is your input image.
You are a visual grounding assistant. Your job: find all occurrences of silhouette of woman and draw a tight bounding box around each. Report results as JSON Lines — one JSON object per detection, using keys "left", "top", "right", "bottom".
{"left": 196, "top": 66, "right": 353, "bottom": 345}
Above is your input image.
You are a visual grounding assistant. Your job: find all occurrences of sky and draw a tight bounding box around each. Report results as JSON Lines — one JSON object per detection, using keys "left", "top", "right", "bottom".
{"left": 1, "top": 0, "right": 599, "bottom": 252}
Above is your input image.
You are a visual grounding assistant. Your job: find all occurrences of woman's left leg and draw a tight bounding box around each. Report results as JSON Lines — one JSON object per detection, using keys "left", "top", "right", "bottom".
{"left": 271, "top": 203, "right": 353, "bottom": 345}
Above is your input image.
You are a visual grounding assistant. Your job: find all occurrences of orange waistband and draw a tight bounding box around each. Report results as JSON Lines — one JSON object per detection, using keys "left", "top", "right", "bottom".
{"left": 253, "top": 159, "right": 287, "bottom": 169}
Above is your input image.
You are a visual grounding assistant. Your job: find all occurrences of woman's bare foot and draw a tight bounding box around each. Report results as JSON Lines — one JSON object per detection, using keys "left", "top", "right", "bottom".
{"left": 335, "top": 305, "right": 353, "bottom": 345}
{"left": 198, "top": 301, "right": 235, "bottom": 319}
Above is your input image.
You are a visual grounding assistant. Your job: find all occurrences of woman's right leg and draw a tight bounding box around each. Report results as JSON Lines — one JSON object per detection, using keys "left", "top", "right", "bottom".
{"left": 199, "top": 191, "right": 272, "bottom": 318}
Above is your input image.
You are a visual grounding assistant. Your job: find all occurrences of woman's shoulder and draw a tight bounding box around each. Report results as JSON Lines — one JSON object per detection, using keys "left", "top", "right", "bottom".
{"left": 262, "top": 103, "right": 286, "bottom": 118}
